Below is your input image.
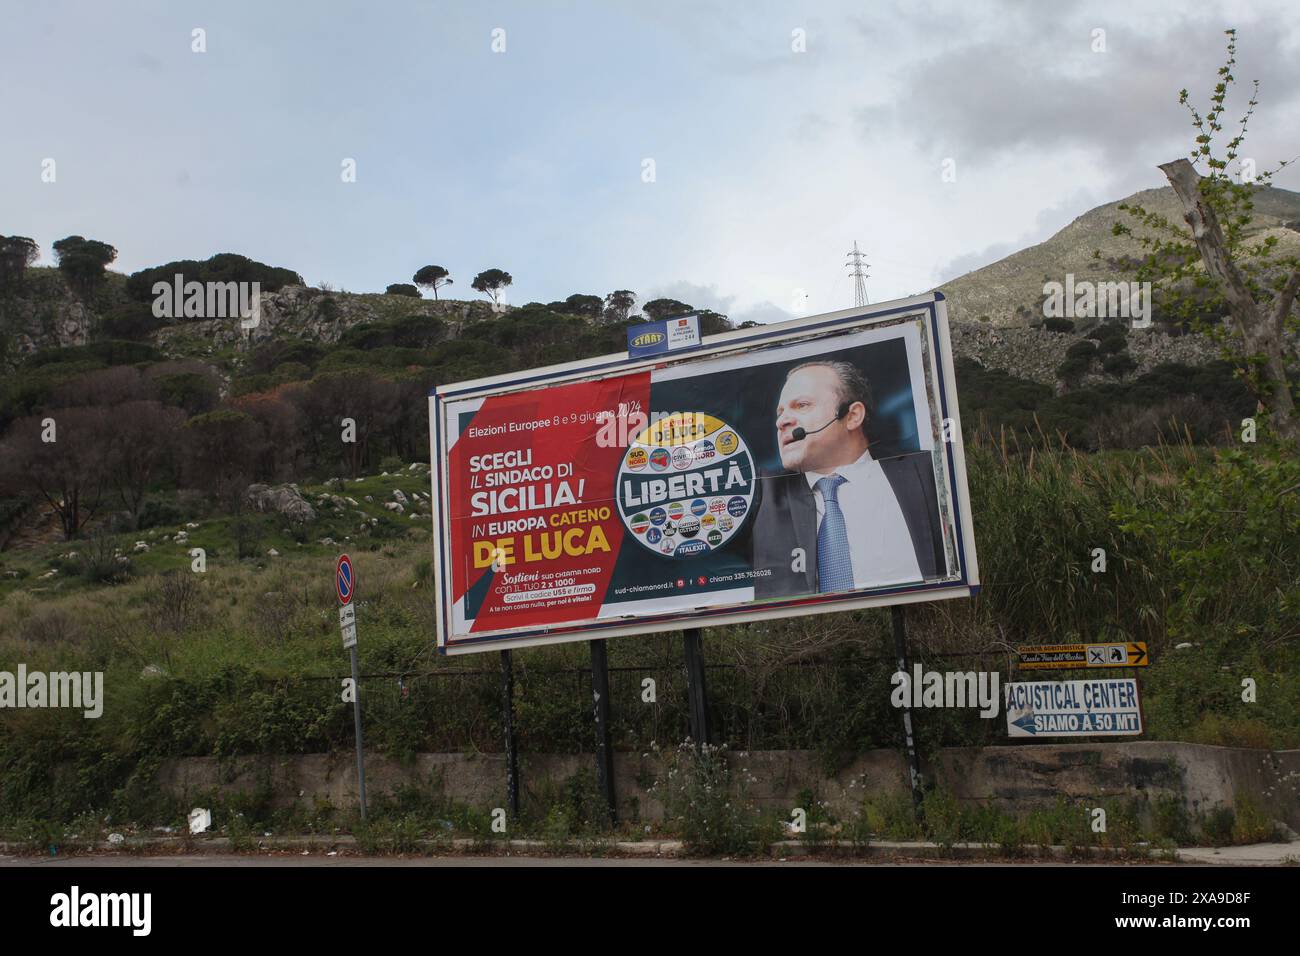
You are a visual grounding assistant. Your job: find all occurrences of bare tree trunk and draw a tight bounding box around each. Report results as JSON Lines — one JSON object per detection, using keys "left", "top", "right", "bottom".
{"left": 1158, "top": 159, "right": 1299, "bottom": 443}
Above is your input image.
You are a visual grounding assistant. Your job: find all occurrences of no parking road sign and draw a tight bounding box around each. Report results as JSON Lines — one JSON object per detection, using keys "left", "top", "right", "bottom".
{"left": 336, "top": 554, "right": 355, "bottom": 605}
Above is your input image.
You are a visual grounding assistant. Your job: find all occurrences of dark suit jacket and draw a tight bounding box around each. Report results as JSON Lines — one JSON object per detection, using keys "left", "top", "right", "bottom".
{"left": 751, "top": 449, "right": 945, "bottom": 600}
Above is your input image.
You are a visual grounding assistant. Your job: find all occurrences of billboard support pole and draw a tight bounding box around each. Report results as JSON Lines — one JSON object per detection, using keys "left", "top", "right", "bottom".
{"left": 682, "top": 629, "right": 711, "bottom": 747}
{"left": 891, "top": 606, "right": 924, "bottom": 816}
{"left": 589, "top": 639, "right": 617, "bottom": 823}
{"left": 500, "top": 649, "right": 520, "bottom": 818}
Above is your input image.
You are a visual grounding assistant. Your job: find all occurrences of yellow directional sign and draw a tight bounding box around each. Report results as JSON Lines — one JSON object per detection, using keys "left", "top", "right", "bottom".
{"left": 1017, "top": 642, "right": 1148, "bottom": 670}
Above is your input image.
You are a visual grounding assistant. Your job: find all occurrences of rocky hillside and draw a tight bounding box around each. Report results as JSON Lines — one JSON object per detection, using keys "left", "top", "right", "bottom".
{"left": 153, "top": 285, "right": 501, "bottom": 354}
{"left": 0, "top": 270, "right": 503, "bottom": 368}
{"left": 936, "top": 183, "right": 1300, "bottom": 327}
{"left": 949, "top": 322, "right": 1219, "bottom": 387}
{"left": 6, "top": 182, "right": 1299, "bottom": 383}
{"left": 0, "top": 267, "right": 1238, "bottom": 391}
{"left": 0, "top": 267, "right": 128, "bottom": 362}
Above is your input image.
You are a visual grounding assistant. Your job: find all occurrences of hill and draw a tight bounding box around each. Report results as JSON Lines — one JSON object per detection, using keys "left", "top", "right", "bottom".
{"left": 936, "top": 184, "right": 1300, "bottom": 327}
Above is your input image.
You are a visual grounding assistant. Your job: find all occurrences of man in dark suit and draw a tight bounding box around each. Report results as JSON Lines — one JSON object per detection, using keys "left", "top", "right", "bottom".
{"left": 751, "top": 360, "right": 945, "bottom": 599}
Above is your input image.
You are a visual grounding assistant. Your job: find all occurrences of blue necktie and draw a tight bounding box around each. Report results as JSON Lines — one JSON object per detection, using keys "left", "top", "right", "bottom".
{"left": 815, "top": 474, "right": 854, "bottom": 592}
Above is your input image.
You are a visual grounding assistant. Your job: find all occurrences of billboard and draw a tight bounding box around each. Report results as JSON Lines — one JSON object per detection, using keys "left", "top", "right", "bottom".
{"left": 430, "top": 292, "right": 979, "bottom": 655}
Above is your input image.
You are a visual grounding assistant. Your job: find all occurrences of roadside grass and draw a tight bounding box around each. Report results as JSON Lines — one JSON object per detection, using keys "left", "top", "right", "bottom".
{"left": 1, "top": 437, "right": 1296, "bottom": 839}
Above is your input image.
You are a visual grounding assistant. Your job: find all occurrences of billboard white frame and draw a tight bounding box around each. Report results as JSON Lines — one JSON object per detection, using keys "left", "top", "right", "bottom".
{"left": 429, "top": 291, "right": 979, "bottom": 655}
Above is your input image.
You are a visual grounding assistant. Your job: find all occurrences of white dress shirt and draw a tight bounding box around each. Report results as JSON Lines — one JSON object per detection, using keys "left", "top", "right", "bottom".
{"left": 805, "top": 449, "right": 923, "bottom": 588}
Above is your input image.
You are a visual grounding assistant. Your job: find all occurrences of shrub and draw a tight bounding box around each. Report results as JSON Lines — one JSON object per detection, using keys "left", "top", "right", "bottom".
{"left": 1056, "top": 354, "right": 1093, "bottom": 386}
{"left": 76, "top": 533, "right": 133, "bottom": 584}
{"left": 18, "top": 608, "right": 85, "bottom": 645}
{"left": 1102, "top": 352, "right": 1138, "bottom": 376}
{"left": 920, "top": 786, "right": 963, "bottom": 850}
{"left": 1112, "top": 441, "right": 1300, "bottom": 642}
{"left": 1230, "top": 794, "right": 1278, "bottom": 844}
{"left": 1201, "top": 806, "right": 1235, "bottom": 845}
{"left": 654, "top": 743, "right": 773, "bottom": 856}
{"left": 1152, "top": 795, "right": 1193, "bottom": 845}
{"left": 146, "top": 572, "right": 207, "bottom": 635}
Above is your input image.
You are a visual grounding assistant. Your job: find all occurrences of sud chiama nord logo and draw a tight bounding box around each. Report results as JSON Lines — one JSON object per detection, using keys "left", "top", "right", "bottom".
{"left": 616, "top": 412, "right": 754, "bottom": 557}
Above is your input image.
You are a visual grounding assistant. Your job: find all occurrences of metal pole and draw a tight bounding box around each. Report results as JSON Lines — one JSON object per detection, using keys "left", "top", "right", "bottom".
{"left": 682, "top": 628, "right": 711, "bottom": 746}
{"left": 500, "top": 649, "right": 520, "bottom": 818}
{"left": 589, "top": 639, "right": 617, "bottom": 823}
{"left": 349, "top": 644, "right": 368, "bottom": 821}
{"left": 891, "top": 605, "right": 924, "bottom": 816}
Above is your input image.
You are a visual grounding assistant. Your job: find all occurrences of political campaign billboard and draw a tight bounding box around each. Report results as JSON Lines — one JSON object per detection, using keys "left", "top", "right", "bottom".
{"left": 429, "top": 292, "right": 979, "bottom": 655}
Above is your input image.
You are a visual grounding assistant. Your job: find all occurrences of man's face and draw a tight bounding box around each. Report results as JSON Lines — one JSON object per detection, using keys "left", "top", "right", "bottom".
{"left": 776, "top": 365, "right": 855, "bottom": 472}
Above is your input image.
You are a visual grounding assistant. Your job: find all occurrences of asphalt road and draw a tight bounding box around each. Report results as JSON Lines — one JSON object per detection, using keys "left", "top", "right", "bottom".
{"left": 0, "top": 852, "right": 1187, "bottom": 867}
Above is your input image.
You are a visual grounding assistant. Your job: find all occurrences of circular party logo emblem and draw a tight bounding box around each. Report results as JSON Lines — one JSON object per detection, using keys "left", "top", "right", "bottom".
{"left": 615, "top": 412, "right": 756, "bottom": 558}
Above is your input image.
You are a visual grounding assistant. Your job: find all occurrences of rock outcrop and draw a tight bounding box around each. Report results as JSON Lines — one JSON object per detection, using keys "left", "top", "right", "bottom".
{"left": 153, "top": 286, "right": 502, "bottom": 351}
{"left": 244, "top": 483, "right": 317, "bottom": 522}
{"left": 948, "top": 321, "right": 1223, "bottom": 386}
{"left": 0, "top": 268, "right": 123, "bottom": 359}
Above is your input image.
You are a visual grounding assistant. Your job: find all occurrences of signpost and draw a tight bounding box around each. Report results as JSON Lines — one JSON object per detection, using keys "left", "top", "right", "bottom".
{"left": 891, "top": 607, "right": 924, "bottom": 815}
{"left": 336, "top": 554, "right": 367, "bottom": 820}
{"left": 1004, "top": 678, "right": 1144, "bottom": 738}
{"left": 501, "top": 649, "right": 520, "bottom": 818}
{"left": 682, "top": 629, "right": 711, "bottom": 747}
{"left": 1017, "top": 642, "right": 1148, "bottom": 670}
{"left": 589, "top": 639, "right": 616, "bottom": 821}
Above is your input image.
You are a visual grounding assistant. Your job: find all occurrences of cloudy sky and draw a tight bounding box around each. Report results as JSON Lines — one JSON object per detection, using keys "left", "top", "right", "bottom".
{"left": 4, "top": 0, "right": 1299, "bottom": 323}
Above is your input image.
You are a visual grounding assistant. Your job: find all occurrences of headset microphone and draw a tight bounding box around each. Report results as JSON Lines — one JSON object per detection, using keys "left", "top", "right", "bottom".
{"left": 789, "top": 402, "right": 851, "bottom": 443}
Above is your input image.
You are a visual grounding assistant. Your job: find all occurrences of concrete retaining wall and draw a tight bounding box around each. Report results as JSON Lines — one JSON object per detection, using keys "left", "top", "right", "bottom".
{"left": 157, "top": 743, "right": 1300, "bottom": 829}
